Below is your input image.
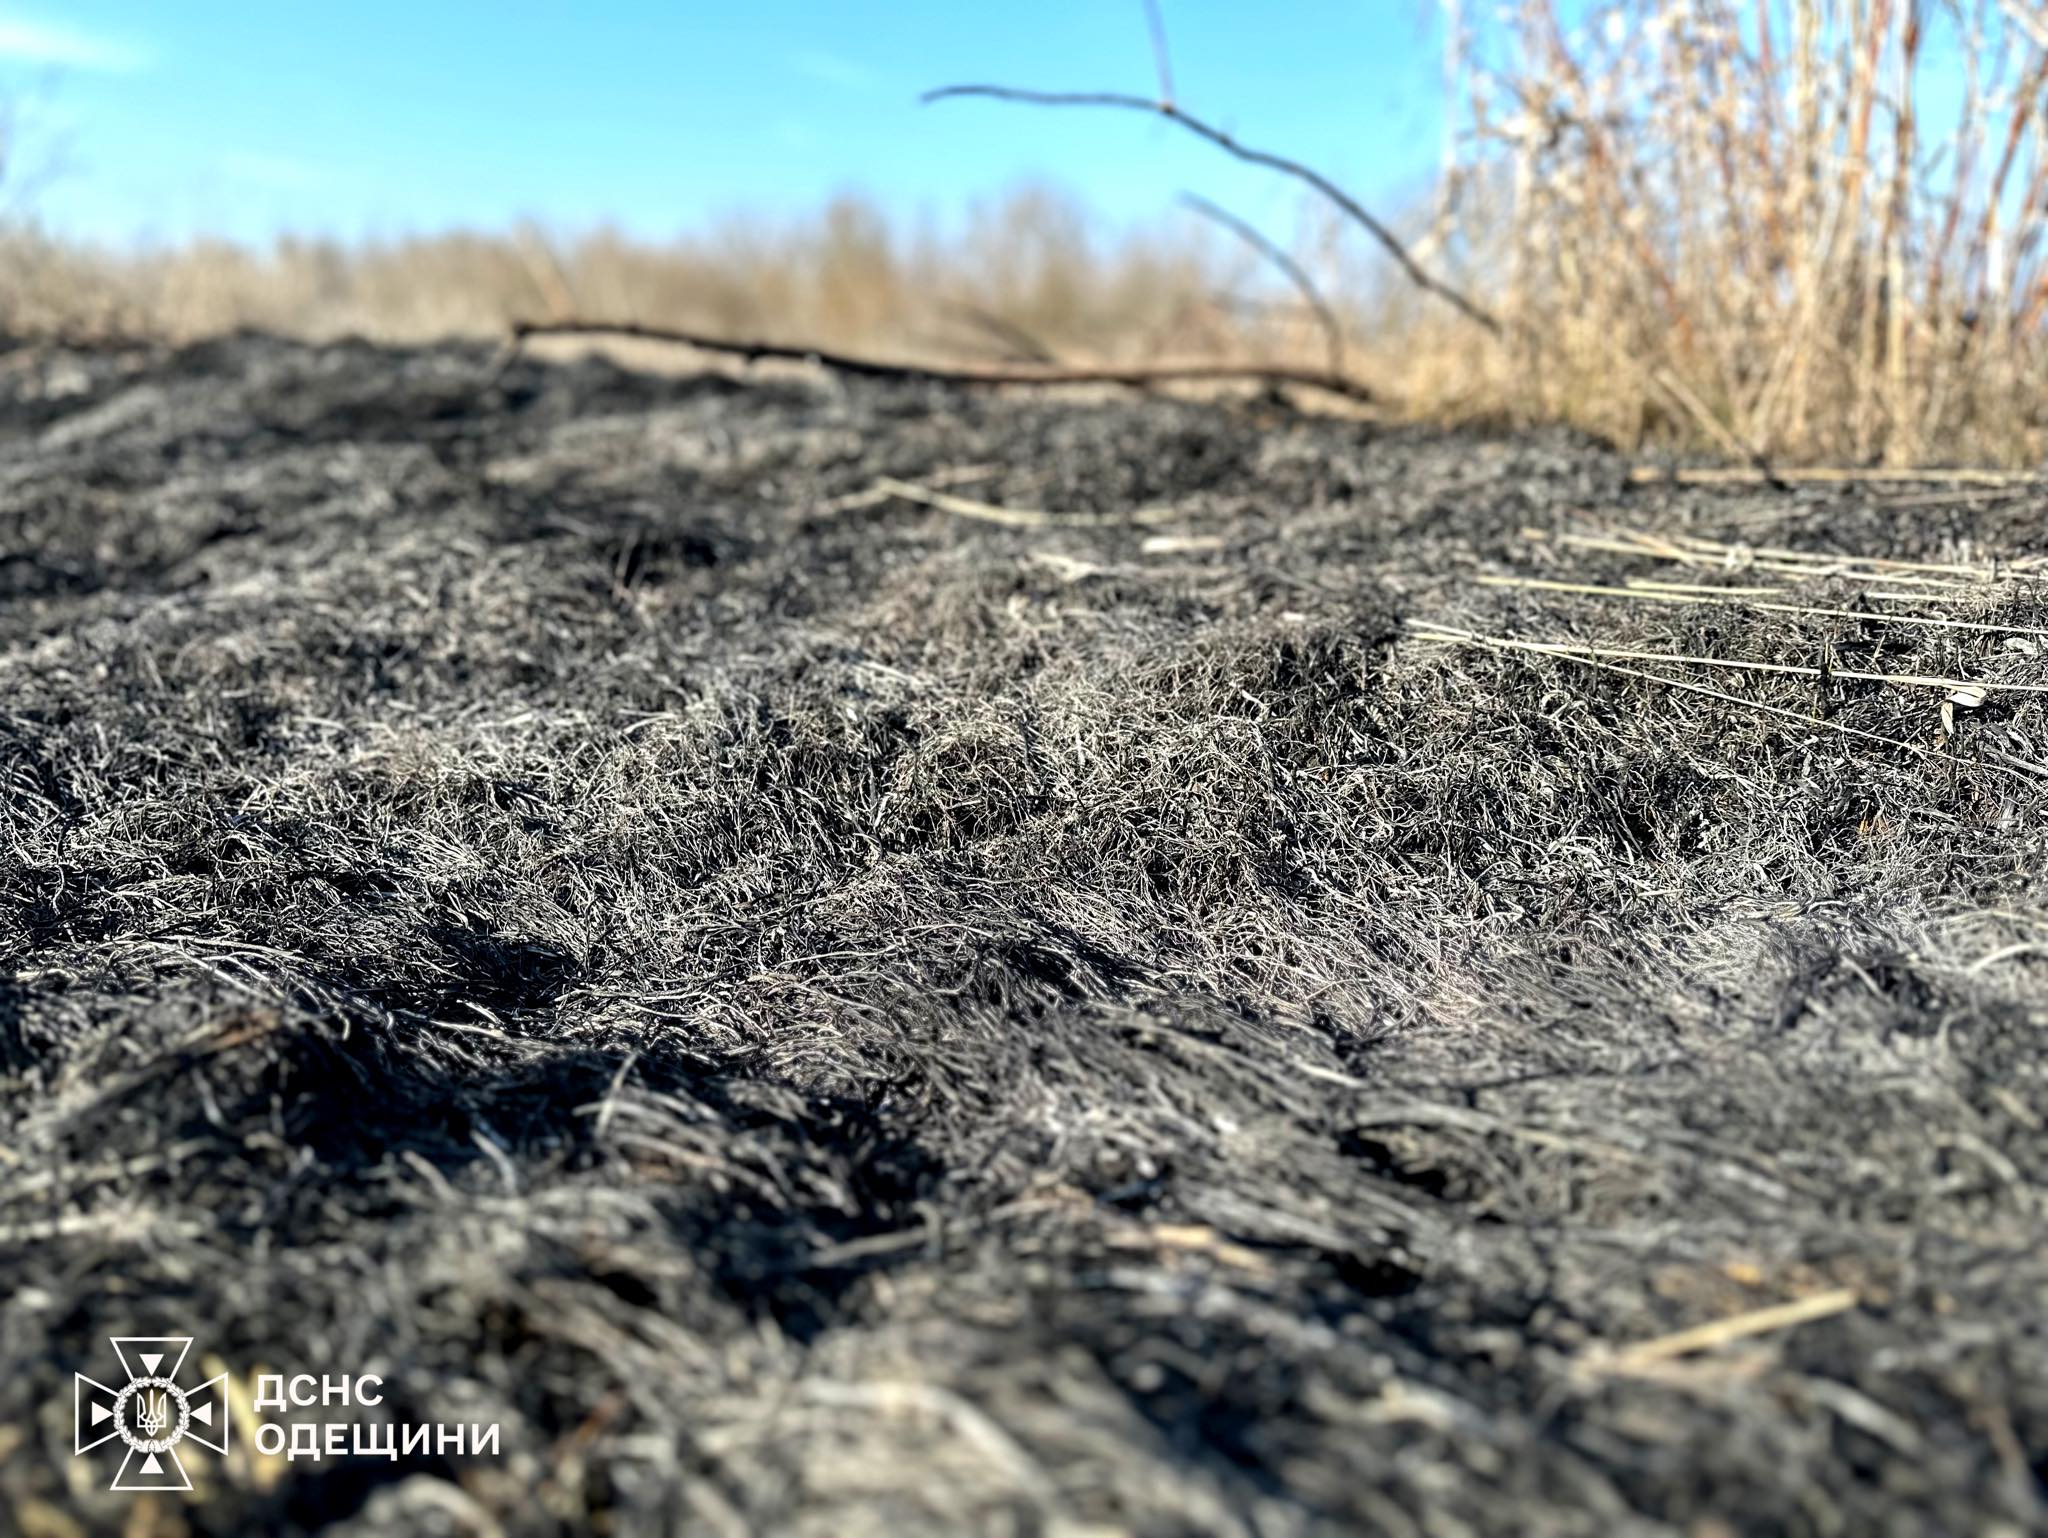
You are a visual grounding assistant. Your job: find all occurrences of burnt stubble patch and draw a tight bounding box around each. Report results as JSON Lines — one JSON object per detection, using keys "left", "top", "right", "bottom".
{"left": 1, "top": 337, "right": 2043, "bottom": 1535}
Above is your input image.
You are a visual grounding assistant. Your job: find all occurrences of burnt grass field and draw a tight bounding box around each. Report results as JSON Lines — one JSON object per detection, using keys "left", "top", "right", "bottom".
{"left": 2, "top": 334, "right": 2045, "bottom": 1536}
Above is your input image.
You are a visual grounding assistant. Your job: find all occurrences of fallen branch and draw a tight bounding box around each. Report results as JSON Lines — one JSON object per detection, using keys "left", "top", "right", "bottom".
{"left": 922, "top": 85, "right": 1502, "bottom": 337}
{"left": 505, "top": 319, "right": 1380, "bottom": 404}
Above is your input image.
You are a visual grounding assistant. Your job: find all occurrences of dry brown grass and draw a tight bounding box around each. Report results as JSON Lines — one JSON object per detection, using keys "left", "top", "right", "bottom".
{"left": 0, "top": 188, "right": 1300, "bottom": 370}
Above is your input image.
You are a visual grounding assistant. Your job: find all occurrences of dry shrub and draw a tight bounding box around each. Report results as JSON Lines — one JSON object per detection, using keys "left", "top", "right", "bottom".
{"left": 1428, "top": 0, "right": 2048, "bottom": 463}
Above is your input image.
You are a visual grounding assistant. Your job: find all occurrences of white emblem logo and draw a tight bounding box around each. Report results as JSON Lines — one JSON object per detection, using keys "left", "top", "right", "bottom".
{"left": 74, "top": 1337, "right": 231, "bottom": 1491}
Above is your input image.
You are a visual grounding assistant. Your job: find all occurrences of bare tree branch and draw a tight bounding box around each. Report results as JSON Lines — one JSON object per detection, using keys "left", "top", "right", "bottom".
{"left": 505, "top": 319, "right": 1380, "bottom": 403}
{"left": 922, "top": 85, "right": 1502, "bottom": 337}
{"left": 1179, "top": 192, "right": 1345, "bottom": 377}
{"left": 1141, "top": 0, "right": 1176, "bottom": 106}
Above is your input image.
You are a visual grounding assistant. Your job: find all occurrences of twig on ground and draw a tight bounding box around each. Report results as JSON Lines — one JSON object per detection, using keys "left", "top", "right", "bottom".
{"left": 815, "top": 464, "right": 998, "bottom": 515}
{"left": 873, "top": 475, "right": 1175, "bottom": 528}
{"left": 1407, "top": 620, "right": 2041, "bottom": 781}
{"left": 1141, "top": 533, "right": 1226, "bottom": 555}
{"left": 1588, "top": 1288, "right": 1860, "bottom": 1370}
{"left": 1107, "top": 1222, "right": 1273, "bottom": 1276}
{"left": 1630, "top": 464, "right": 2048, "bottom": 487}
{"left": 1408, "top": 630, "right": 2048, "bottom": 694}
{"left": 1179, "top": 192, "right": 1346, "bottom": 377}
{"left": 922, "top": 85, "right": 1501, "bottom": 336}
{"left": 1523, "top": 525, "right": 2048, "bottom": 587}
{"left": 1646, "top": 528, "right": 2048, "bottom": 582}
{"left": 1474, "top": 574, "right": 2048, "bottom": 639}
{"left": 505, "top": 319, "right": 1381, "bottom": 404}
{"left": 1868, "top": 487, "right": 2033, "bottom": 511}
{"left": 1618, "top": 578, "right": 1788, "bottom": 596}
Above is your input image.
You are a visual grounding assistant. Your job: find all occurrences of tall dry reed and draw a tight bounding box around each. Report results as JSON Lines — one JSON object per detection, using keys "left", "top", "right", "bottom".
{"left": 1434, "top": 0, "right": 2048, "bottom": 463}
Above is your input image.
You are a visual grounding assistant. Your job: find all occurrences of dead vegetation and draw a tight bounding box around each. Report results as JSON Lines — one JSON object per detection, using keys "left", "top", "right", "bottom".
{"left": 917, "top": 0, "right": 2048, "bottom": 462}
{"left": 1421, "top": 0, "right": 2048, "bottom": 462}
{"left": 16, "top": 5, "right": 2048, "bottom": 460}
{"left": 2, "top": 335, "right": 2045, "bottom": 1534}
{"left": 0, "top": 190, "right": 1269, "bottom": 365}
{"left": 5, "top": 8, "right": 2048, "bottom": 1531}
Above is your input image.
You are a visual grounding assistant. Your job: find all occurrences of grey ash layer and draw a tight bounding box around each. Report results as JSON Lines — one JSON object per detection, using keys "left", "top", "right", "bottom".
{"left": 2, "top": 335, "right": 2044, "bottom": 1535}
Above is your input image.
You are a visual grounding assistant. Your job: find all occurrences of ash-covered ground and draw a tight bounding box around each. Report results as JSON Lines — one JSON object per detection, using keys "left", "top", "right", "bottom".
{"left": 2, "top": 335, "right": 2045, "bottom": 1536}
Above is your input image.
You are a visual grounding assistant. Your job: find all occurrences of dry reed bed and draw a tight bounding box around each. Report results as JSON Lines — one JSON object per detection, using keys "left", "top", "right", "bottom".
{"left": 1415, "top": 0, "right": 2048, "bottom": 461}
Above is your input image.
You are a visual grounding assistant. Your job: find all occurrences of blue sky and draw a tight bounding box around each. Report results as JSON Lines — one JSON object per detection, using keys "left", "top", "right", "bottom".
{"left": 3, "top": 2, "right": 1450, "bottom": 248}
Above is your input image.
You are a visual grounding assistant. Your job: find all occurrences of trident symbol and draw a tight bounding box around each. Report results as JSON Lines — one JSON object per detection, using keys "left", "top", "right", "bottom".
{"left": 76, "top": 1336, "right": 230, "bottom": 1492}
{"left": 135, "top": 1389, "right": 169, "bottom": 1438}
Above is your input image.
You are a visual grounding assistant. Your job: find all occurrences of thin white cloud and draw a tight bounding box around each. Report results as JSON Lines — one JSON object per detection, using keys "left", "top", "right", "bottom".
{"left": 0, "top": 15, "right": 150, "bottom": 73}
{"left": 788, "top": 50, "right": 877, "bottom": 91}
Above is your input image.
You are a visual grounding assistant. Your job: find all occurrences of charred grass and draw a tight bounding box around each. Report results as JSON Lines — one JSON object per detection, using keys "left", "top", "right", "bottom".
{"left": 1, "top": 335, "right": 2044, "bottom": 1534}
